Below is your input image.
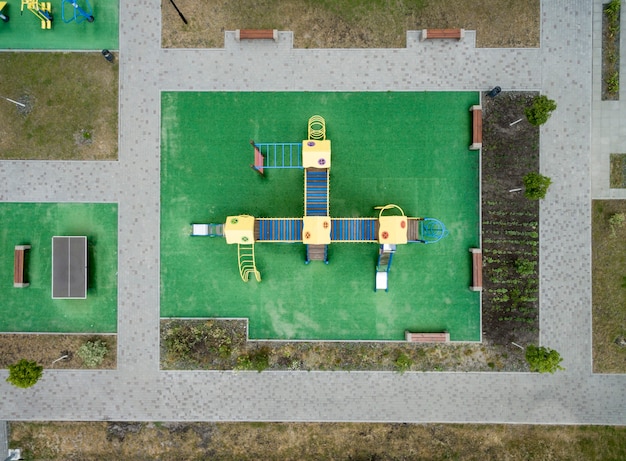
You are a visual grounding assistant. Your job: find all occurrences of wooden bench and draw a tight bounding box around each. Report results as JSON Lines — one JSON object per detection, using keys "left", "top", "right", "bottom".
{"left": 420, "top": 28, "right": 465, "bottom": 41}
{"left": 235, "top": 29, "right": 278, "bottom": 41}
{"left": 405, "top": 331, "right": 450, "bottom": 343}
{"left": 470, "top": 248, "right": 482, "bottom": 291}
{"left": 469, "top": 105, "right": 482, "bottom": 150}
{"left": 14, "top": 245, "right": 31, "bottom": 288}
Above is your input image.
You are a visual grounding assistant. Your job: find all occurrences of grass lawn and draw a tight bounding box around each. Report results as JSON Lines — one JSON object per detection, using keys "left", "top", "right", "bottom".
{"left": 161, "top": 91, "right": 480, "bottom": 341}
{"left": 0, "top": 0, "right": 118, "bottom": 50}
{"left": 0, "top": 52, "right": 118, "bottom": 160}
{"left": 0, "top": 202, "right": 118, "bottom": 333}
{"left": 10, "top": 421, "right": 626, "bottom": 460}
{"left": 161, "top": 0, "right": 539, "bottom": 49}
{"left": 593, "top": 200, "right": 626, "bottom": 373}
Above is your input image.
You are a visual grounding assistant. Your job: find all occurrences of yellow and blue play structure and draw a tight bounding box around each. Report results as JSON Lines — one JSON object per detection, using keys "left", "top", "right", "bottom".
{"left": 192, "top": 116, "right": 449, "bottom": 290}
{"left": 21, "top": 0, "right": 52, "bottom": 29}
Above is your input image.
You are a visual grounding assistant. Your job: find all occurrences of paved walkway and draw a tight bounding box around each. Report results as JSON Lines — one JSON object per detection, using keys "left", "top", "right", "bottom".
{"left": 1, "top": 0, "right": 625, "bottom": 424}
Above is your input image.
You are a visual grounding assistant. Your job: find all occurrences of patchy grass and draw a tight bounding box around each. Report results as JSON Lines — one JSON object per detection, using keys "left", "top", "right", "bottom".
{"left": 10, "top": 421, "right": 626, "bottom": 460}
{"left": 610, "top": 153, "right": 626, "bottom": 188}
{"left": 161, "top": 0, "right": 539, "bottom": 49}
{"left": 0, "top": 52, "right": 118, "bottom": 160}
{"left": 0, "top": 335, "right": 116, "bottom": 370}
{"left": 593, "top": 200, "right": 626, "bottom": 373}
{"left": 160, "top": 319, "right": 528, "bottom": 372}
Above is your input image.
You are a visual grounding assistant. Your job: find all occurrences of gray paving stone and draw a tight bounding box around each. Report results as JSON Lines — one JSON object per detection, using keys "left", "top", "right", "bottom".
{"left": 1, "top": 0, "right": 625, "bottom": 425}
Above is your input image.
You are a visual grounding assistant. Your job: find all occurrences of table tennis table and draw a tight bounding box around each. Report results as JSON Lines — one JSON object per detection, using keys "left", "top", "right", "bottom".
{"left": 52, "top": 236, "right": 88, "bottom": 299}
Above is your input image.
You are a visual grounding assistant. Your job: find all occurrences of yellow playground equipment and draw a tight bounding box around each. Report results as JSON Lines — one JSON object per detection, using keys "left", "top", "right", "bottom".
{"left": 21, "top": 0, "right": 52, "bottom": 29}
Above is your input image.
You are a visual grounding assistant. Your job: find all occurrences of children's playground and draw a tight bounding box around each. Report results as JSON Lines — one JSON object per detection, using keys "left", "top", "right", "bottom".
{"left": 0, "top": 0, "right": 117, "bottom": 49}
{"left": 0, "top": 202, "right": 118, "bottom": 333}
{"left": 161, "top": 92, "right": 481, "bottom": 341}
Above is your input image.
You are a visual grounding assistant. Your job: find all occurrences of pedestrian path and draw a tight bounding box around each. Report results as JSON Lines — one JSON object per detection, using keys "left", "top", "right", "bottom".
{"left": 1, "top": 0, "right": 625, "bottom": 425}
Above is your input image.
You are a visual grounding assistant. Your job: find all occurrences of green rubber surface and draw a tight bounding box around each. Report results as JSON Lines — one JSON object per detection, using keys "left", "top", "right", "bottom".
{"left": 0, "top": 202, "right": 118, "bottom": 332}
{"left": 0, "top": 0, "right": 118, "bottom": 50}
{"left": 161, "top": 92, "right": 480, "bottom": 341}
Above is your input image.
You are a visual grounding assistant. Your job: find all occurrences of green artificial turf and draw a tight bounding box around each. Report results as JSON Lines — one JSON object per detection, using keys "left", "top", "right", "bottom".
{"left": 161, "top": 92, "right": 480, "bottom": 341}
{"left": 0, "top": 202, "right": 118, "bottom": 332}
{"left": 0, "top": 0, "right": 118, "bottom": 50}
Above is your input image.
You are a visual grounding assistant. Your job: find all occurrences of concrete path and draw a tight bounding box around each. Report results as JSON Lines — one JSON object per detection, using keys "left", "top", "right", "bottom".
{"left": 2, "top": 0, "right": 625, "bottom": 424}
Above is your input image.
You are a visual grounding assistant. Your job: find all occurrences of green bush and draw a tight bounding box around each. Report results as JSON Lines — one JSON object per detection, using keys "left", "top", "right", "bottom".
{"left": 515, "top": 258, "right": 536, "bottom": 276}
{"left": 609, "top": 212, "right": 626, "bottom": 236}
{"left": 605, "top": 0, "right": 621, "bottom": 24}
{"left": 7, "top": 359, "right": 43, "bottom": 388}
{"left": 525, "top": 345, "right": 564, "bottom": 373}
{"left": 77, "top": 340, "right": 108, "bottom": 368}
{"left": 524, "top": 95, "right": 557, "bottom": 126}
{"left": 523, "top": 172, "right": 552, "bottom": 200}
{"left": 234, "top": 347, "right": 270, "bottom": 372}
{"left": 394, "top": 353, "right": 413, "bottom": 374}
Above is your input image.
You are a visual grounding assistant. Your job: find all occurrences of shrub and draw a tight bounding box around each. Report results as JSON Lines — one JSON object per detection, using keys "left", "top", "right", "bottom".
{"left": 609, "top": 212, "right": 626, "bottom": 236}
{"left": 606, "top": 71, "right": 619, "bottom": 95}
{"left": 7, "top": 359, "right": 43, "bottom": 388}
{"left": 523, "top": 172, "right": 552, "bottom": 200}
{"left": 515, "top": 258, "right": 536, "bottom": 276}
{"left": 605, "top": 0, "right": 621, "bottom": 25}
{"left": 77, "top": 340, "right": 108, "bottom": 368}
{"left": 394, "top": 353, "right": 413, "bottom": 374}
{"left": 524, "top": 95, "right": 557, "bottom": 126}
{"left": 525, "top": 345, "right": 564, "bottom": 373}
{"left": 234, "top": 347, "right": 270, "bottom": 372}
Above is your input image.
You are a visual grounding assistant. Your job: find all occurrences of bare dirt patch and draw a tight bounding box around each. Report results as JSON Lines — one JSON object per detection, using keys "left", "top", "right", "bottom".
{"left": 481, "top": 92, "right": 540, "bottom": 347}
{"left": 9, "top": 421, "right": 626, "bottom": 460}
{"left": 161, "top": 0, "right": 539, "bottom": 49}
{"left": 0, "top": 334, "right": 116, "bottom": 370}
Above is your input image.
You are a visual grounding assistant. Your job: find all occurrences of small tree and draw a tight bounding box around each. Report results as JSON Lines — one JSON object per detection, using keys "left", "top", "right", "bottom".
{"left": 525, "top": 95, "right": 557, "bottom": 126}
{"left": 523, "top": 172, "right": 552, "bottom": 200}
{"left": 7, "top": 359, "right": 43, "bottom": 388}
{"left": 525, "top": 345, "right": 564, "bottom": 373}
{"left": 77, "top": 340, "right": 108, "bottom": 368}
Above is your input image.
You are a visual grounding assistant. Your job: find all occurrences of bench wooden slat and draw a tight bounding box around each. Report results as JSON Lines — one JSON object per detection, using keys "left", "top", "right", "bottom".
{"left": 14, "top": 245, "right": 30, "bottom": 288}
{"left": 405, "top": 331, "right": 450, "bottom": 343}
{"left": 236, "top": 29, "right": 278, "bottom": 41}
{"left": 470, "top": 105, "right": 482, "bottom": 150}
{"left": 420, "top": 28, "right": 464, "bottom": 41}
{"left": 470, "top": 248, "right": 482, "bottom": 291}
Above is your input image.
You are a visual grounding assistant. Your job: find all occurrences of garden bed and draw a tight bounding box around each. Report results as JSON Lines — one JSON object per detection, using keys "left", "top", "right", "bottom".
{"left": 0, "top": 334, "right": 116, "bottom": 370}
{"left": 602, "top": 0, "right": 620, "bottom": 100}
{"left": 481, "top": 92, "right": 540, "bottom": 347}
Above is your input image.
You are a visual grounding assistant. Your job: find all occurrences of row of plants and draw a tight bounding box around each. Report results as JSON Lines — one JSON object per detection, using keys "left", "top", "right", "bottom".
{"left": 603, "top": 0, "right": 621, "bottom": 100}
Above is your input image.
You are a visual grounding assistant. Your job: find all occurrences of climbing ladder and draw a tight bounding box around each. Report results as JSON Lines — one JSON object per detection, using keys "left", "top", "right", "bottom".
{"left": 331, "top": 218, "right": 378, "bottom": 242}
{"left": 304, "top": 168, "right": 329, "bottom": 216}
{"left": 251, "top": 142, "right": 302, "bottom": 170}
{"left": 255, "top": 218, "right": 303, "bottom": 242}
{"left": 238, "top": 244, "right": 261, "bottom": 282}
{"left": 305, "top": 244, "right": 328, "bottom": 264}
